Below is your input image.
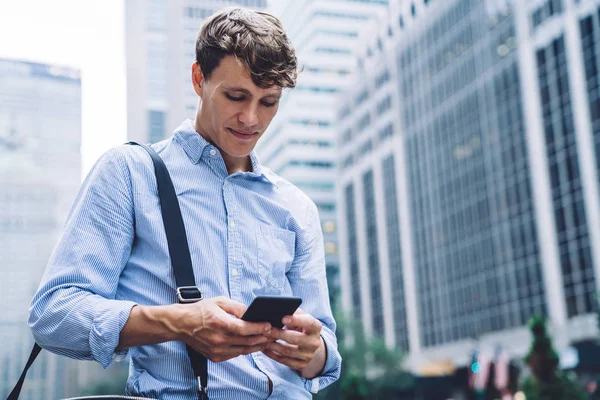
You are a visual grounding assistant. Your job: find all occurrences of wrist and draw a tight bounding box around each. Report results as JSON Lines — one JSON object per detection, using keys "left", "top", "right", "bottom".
{"left": 160, "top": 303, "right": 190, "bottom": 342}
{"left": 117, "top": 303, "right": 192, "bottom": 350}
{"left": 142, "top": 303, "right": 186, "bottom": 342}
{"left": 301, "top": 335, "right": 326, "bottom": 379}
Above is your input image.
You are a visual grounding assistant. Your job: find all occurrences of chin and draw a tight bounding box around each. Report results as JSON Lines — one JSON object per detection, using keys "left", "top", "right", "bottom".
{"left": 223, "top": 144, "right": 254, "bottom": 158}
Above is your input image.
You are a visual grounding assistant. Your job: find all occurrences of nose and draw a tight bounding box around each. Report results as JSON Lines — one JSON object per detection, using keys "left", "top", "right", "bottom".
{"left": 238, "top": 102, "right": 259, "bottom": 127}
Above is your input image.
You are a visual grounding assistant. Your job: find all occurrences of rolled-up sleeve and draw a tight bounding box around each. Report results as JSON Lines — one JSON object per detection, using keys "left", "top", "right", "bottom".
{"left": 288, "top": 202, "right": 342, "bottom": 393}
{"left": 29, "top": 147, "right": 137, "bottom": 368}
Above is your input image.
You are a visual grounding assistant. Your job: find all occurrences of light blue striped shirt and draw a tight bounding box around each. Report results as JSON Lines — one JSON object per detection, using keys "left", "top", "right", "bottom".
{"left": 29, "top": 119, "right": 341, "bottom": 399}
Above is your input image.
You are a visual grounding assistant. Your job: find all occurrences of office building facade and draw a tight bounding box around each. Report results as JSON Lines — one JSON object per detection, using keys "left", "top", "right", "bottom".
{"left": 337, "top": 0, "right": 600, "bottom": 371}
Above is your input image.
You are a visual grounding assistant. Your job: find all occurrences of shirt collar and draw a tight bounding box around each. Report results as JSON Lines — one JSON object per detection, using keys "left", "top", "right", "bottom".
{"left": 173, "top": 119, "right": 277, "bottom": 187}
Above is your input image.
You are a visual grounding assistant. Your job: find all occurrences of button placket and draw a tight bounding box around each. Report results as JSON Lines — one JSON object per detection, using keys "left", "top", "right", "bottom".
{"left": 252, "top": 353, "right": 277, "bottom": 397}
{"left": 223, "top": 179, "right": 242, "bottom": 299}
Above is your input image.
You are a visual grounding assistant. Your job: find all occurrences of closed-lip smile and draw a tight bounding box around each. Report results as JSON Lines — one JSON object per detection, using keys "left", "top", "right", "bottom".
{"left": 228, "top": 127, "right": 257, "bottom": 139}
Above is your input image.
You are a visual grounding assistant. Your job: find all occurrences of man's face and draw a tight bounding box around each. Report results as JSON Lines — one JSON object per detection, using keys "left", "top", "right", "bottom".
{"left": 193, "top": 56, "right": 282, "bottom": 158}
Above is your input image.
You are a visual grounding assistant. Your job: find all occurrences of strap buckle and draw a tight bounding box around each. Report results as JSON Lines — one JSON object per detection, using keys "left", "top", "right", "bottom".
{"left": 177, "top": 286, "right": 203, "bottom": 303}
{"left": 198, "top": 376, "right": 208, "bottom": 399}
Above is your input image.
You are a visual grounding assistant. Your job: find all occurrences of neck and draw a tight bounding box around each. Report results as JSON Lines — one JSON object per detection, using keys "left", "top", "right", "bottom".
{"left": 222, "top": 152, "right": 253, "bottom": 175}
{"left": 193, "top": 118, "right": 253, "bottom": 175}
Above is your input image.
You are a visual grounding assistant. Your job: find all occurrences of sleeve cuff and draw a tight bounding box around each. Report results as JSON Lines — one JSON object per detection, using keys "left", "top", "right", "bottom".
{"left": 89, "top": 299, "right": 137, "bottom": 368}
{"left": 112, "top": 348, "right": 129, "bottom": 362}
{"left": 303, "top": 328, "right": 342, "bottom": 394}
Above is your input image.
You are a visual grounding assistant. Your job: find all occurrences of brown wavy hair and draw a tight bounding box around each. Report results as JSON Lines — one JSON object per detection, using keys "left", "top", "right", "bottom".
{"left": 196, "top": 7, "right": 298, "bottom": 89}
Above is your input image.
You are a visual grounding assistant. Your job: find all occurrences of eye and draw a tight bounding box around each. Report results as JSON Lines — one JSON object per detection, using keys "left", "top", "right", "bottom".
{"left": 261, "top": 101, "right": 278, "bottom": 108}
{"left": 226, "top": 93, "right": 245, "bottom": 102}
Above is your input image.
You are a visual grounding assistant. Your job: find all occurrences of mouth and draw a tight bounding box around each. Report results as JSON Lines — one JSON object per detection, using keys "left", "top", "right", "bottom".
{"left": 227, "top": 128, "right": 257, "bottom": 141}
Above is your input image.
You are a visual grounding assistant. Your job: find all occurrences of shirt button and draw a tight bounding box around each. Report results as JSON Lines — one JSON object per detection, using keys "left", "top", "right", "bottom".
{"left": 231, "top": 268, "right": 239, "bottom": 276}
{"left": 230, "top": 221, "right": 235, "bottom": 228}
{"left": 209, "top": 149, "right": 217, "bottom": 156}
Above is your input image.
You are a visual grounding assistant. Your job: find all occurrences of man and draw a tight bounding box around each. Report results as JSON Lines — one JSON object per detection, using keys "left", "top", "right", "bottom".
{"left": 29, "top": 7, "right": 341, "bottom": 399}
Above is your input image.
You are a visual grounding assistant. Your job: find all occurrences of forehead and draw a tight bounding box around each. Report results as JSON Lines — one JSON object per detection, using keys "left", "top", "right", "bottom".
{"left": 209, "top": 55, "right": 282, "bottom": 97}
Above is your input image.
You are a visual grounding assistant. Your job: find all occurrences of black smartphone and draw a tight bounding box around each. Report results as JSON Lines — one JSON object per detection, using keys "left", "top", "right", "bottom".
{"left": 241, "top": 296, "right": 302, "bottom": 329}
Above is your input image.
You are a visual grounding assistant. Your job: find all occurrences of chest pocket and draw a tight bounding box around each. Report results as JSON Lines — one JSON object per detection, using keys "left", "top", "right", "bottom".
{"left": 255, "top": 224, "right": 296, "bottom": 292}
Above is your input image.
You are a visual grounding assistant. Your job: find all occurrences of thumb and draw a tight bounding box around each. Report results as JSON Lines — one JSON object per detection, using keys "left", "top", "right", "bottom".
{"left": 214, "top": 296, "right": 246, "bottom": 318}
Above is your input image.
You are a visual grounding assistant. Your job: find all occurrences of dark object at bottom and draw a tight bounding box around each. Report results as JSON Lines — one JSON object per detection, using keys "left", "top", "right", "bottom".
{"left": 64, "top": 397, "right": 154, "bottom": 400}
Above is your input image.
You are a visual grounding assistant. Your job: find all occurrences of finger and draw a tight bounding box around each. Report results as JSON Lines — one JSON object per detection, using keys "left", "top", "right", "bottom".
{"left": 210, "top": 342, "right": 272, "bottom": 361}
{"left": 214, "top": 296, "right": 247, "bottom": 318}
{"left": 282, "top": 322, "right": 302, "bottom": 332}
{"left": 283, "top": 314, "right": 322, "bottom": 335}
{"left": 266, "top": 341, "right": 306, "bottom": 360}
{"left": 228, "top": 318, "right": 272, "bottom": 336}
{"left": 262, "top": 349, "right": 307, "bottom": 370}
{"left": 222, "top": 334, "right": 274, "bottom": 347}
{"left": 268, "top": 328, "right": 306, "bottom": 345}
{"left": 237, "top": 343, "right": 271, "bottom": 355}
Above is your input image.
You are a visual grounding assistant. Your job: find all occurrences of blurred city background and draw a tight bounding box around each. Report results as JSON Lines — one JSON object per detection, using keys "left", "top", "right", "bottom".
{"left": 1, "top": 0, "right": 600, "bottom": 399}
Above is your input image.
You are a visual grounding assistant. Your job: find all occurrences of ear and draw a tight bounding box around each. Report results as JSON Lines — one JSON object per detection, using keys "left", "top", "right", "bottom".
{"left": 192, "top": 63, "right": 204, "bottom": 98}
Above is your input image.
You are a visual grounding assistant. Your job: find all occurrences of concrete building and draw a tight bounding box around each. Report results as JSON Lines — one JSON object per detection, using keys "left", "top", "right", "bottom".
{"left": 0, "top": 58, "right": 82, "bottom": 399}
{"left": 337, "top": 0, "right": 600, "bottom": 373}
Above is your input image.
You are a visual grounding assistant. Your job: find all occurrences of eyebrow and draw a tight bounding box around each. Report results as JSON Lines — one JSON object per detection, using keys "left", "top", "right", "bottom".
{"left": 225, "top": 86, "right": 282, "bottom": 100}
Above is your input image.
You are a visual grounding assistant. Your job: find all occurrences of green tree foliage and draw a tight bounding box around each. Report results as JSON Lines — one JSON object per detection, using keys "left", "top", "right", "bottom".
{"left": 315, "top": 310, "right": 413, "bottom": 400}
{"left": 520, "top": 316, "right": 585, "bottom": 400}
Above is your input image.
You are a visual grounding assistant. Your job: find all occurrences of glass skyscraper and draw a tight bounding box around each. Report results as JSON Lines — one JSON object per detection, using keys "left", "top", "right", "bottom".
{"left": 337, "top": 0, "right": 600, "bottom": 371}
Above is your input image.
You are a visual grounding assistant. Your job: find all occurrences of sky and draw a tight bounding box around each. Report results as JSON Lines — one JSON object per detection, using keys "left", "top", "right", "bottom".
{"left": 0, "top": 0, "right": 127, "bottom": 177}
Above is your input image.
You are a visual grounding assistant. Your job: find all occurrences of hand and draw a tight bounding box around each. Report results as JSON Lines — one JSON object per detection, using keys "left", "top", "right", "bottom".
{"left": 261, "top": 309, "right": 326, "bottom": 378}
{"left": 177, "top": 296, "right": 275, "bottom": 362}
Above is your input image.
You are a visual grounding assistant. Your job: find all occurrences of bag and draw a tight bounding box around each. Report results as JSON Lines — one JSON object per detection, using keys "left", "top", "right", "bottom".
{"left": 8, "top": 142, "right": 208, "bottom": 400}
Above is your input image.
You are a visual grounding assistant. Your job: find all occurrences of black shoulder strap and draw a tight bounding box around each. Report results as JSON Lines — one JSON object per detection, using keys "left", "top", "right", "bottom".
{"left": 9, "top": 143, "right": 208, "bottom": 400}
{"left": 128, "top": 142, "right": 208, "bottom": 400}
{"left": 7, "top": 343, "right": 42, "bottom": 400}
{"left": 129, "top": 142, "right": 197, "bottom": 291}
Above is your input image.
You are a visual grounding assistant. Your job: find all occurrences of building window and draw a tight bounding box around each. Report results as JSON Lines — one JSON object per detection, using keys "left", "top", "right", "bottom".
{"left": 295, "top": 181, "right": 335, "bottom": 191}
{"left": 382, "top": 155, "right": 410, "bottom": 351}
{"left": 341, "top": 128, "right": 353, "bottom": 145}
{"left": 537, "top": 35, "right": 595, "bottom": 317}
{"left": 579, "top": 14, "right": 600, "bottom": 194}
{"left": 531, "top": 0, "right": 563, "bottom": 30}
{"left": 376, "top": 95, "right": 392, "bottom": 115}
{"left": 325, "top": 242, "right": 337, "bottom": 255}
{"left": 375, "top": 70, "right": 390, "bottom": 88}
{"left": 315, "top": 47, "right": 352, "bottom": 55}
{"left": 378, "top": 123, "right": 394, "bottom": 141}
{"left": 148, "top": 110, "right": 165, "bottom": 143}
{"left": 289, "top": 118, "right": 331, "bottom": 127}
{"left": 323, "top": 221, "right": 336, "bottom": 233}
{"left": 345, "top": 184, "right": 362, "bottom": 322}
{"left": 363, "top": 170, "right": 385, "bottom": 338}
{"left": 288, "top": 160, "right": 334, "bottom": 169}
{"left": 316, "top": 202, "right": 336, "bottom": 212}
{"left": 355, "top": 89, "right": 369, "bottom": 106}
{"left": 357, "top": 113, "right": 371, "bottom": 131}
{"left": 342, "top": 154, "right": 354, "bottom": 168}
